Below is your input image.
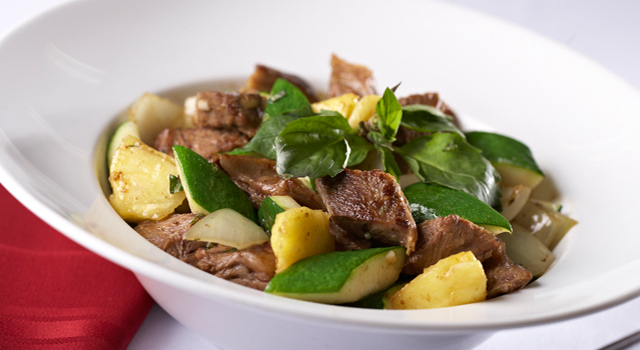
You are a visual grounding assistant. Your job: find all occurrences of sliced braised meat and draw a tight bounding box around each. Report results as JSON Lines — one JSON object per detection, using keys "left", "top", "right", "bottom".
{"left": 192, "top": 91, "right": 263, "bottom": 138}
{"left": 135, "top": 213, "right": 207, "bottom": 266}
{"left": 328, "top": 54, "right": 377, "bottom": 98}
{"left": 246, "top": 64, "right": 319, "bottom": 103}
{"left": 214, "top": 154, "right": 325, "bottom": 210}
{"left": 315, "top": 169, "right": 417, "bottom": 254}
{"left": 154, "top": 127, "right": 249, "bottom": 158}
{"left": 483, "top": 242, "right": 533, "bottom": 298}
{"left": 403, "top": 214, "right": 532, "bottom": 298}
{"left": 394, "top": 93, "right": 460, "bottom": 147}
{"left": 403, "top": 215, "right": 499, "bottom": 275}
{"left": 195, "top": 243, "right": 276, "bottom": 291}
{"left": 398, "top": 92, "right": 457, "bottom": 119}
{"left": 329, "top": 220, "right": 372, "bottom": 251}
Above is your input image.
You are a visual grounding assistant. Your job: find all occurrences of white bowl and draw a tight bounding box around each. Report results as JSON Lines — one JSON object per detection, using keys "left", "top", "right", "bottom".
{"left": 2, "top": 1, "right": 640, "bottom": 349}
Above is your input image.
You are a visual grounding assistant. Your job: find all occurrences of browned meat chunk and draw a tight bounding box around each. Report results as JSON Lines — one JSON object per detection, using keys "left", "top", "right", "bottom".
{"left": 315, "top": 169, "right": 417, "bottom": 254}
{"left": 135, "top": 213, "right": 207, "bottom": 266}
{"left": 398, "top": 93, "right": 457, "bottom": 119}
{"left": 154, "top": 127, "right": 249, "bottom": 158}
{"left": 246, "top": 64, "right": 319, "bottom": 103}
{"left": 483, "top": 242, "right": 534, "bottom": 299}
{"left": 394, "top": 93, "right": 460, "bottom": 147}
{"left": 196, "top": 243, "right": 276, "bottom": 291}
{"left": 328, "top": 54, "right": 377, "bottom": 98}
{"left": 192, "top": 91, "right": 263, "bottom": 138}
{"left": 403, "top": 215, "right": 532, "bottom": 298}
{"left": 214, "top": 154, "right": 325, "bottom": 210}
{"left": 329, "top": 220, "right": 372, "bottom": 251}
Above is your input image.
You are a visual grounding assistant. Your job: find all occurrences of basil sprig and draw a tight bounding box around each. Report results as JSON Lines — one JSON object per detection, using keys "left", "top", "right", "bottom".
{"left": 395, "top": 132, "right": 501, "bottom": 207}
{"left": 235, "top": 79, "right": 501, "bottom": 207}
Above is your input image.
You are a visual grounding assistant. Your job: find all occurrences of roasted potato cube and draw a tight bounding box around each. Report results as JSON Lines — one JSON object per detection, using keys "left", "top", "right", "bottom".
{"left": 109, "top": 135, "right": 186, "bottom": 223}
{"left": 349, "top": 94, "right": 380, "bottom": 128}
{"left": 387, "top": 251, "right": 487, "bottom": 309}
{"left": 271, "top": 207, "right": 335, "bottom": 273}
{"left": 311, "top": 93, "right": 358, "bottom": 119}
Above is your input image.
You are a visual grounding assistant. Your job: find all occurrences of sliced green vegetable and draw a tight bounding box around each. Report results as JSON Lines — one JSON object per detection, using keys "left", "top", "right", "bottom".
{"left": 396, "top": 132, "right": 501, "bottom": 208}
{"left": 265, "top": 246, "right": 406, "bottom": 304}
{"left": 344, "top": 280, "right": 408, "bottom": 309}
{"left": 107, "top": 120, "right": 140, "bottom": 167}
{"left": 465, "top": 131, "right": 544, "bottom": 188}
{"left": 403, "top": 182, "right": 511, "bottom": 234}
{"left": 172, "top": 145, "right": 256, "bottom": 221}
{"left": 184, "top": 208, "right": 268, "bottom": 249}
{"left": 257, "top": 196, "right": 301, "bottom": 235}
{"left": 264, "top": 78, "right": 314, "bottom": 119}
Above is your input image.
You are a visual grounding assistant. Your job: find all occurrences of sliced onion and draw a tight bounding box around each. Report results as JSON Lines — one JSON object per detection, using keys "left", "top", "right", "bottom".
{"left": 184, "top": 208, "right": 268, "bottom": 250}
{"left": 500, "top": 185, "right": 532, "bottom": 221}
{"left": 500, "top": 223, "right": 555, "bottom": 278}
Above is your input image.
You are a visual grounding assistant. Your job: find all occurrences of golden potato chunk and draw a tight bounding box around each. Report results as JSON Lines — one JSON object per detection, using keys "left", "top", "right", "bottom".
{"left": 387, "top": 251, "right": 487, "bottom": 309}
{"left": 271, "top": 207, "right": 335, "bottom": 273}
{"left": 349, "top": 94, "right": 380, "bottom": 128}
{"left": 109, "top": 135, "right": 186, "bottom": 223}
{"left": 311, "top": 93, "right": 358, "bottom": 119}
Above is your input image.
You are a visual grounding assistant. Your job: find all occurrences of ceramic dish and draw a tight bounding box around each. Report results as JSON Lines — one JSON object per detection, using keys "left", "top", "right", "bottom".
{"left": 2, "top": 0, "right": 640, "bottom": 349}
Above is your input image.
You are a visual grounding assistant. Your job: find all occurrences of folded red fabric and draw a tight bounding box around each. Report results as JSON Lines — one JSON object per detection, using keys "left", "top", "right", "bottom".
{"left": 0, "top": 184, "right": 154, "bottom": 350}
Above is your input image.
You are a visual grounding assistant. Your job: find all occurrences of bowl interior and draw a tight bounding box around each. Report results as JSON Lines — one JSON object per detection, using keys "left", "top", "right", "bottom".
{"left": 2, "top": 0, "right": 640, "bottom": 331}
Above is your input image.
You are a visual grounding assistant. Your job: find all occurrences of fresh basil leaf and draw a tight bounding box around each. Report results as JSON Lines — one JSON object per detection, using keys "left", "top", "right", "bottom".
{"left": 375, "top": 144, "right": 401, "bottom": 180}
{"left": 264, "top": 78, "right": 314, "bottom": 118}
{"left": 169, "top": 174, "right": 183, "bottom": 194}
{"left": 400, "top": 105, "right": 463, "bottom": 137}
{"left": 275, "top": 115, "right": 352, "bottom": 178}
{"left": 396, "top": 132, "right": 501, "bottom": 207}
{"left": 242, "top": 114, "right": 298, "bottom": 159}
{"left": 375, "top": 87, "right": 402, "bottom": 144}
{"left": 345, "top": 134, "right": 374, "bottom": 167}
{"left": 316, "top": 109, "right": 345, "bottom": 118}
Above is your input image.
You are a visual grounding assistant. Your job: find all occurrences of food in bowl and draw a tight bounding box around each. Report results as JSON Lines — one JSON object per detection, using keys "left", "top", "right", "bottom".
{"left": 106, "top": 54, "right": 577, "bottom": 309}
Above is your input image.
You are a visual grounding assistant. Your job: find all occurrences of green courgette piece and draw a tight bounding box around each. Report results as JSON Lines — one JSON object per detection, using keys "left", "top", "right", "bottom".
{"left": 257, "top": 196, "right": 301, "bottom": 235}
{"left": 107, "top": 121, "right": 140, "bottom": 167}
{"left": 403, "top": 182, "right": 512, "bottom": 234}
{"left": 265, "top": 246, "right": 406, "bottom": 304}
{"left": 465, "top": 131, "right": 544, "bottom": 188}
{"left": 172, "top": 145, "right": 256, "bottom": 221}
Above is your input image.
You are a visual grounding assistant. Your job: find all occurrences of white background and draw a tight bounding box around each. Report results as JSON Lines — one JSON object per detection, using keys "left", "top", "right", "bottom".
{"left": 1, "top": 1, "right": 639, "bottom": 349}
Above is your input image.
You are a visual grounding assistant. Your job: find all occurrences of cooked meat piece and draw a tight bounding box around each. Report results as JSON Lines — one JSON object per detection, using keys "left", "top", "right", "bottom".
{"left": 214, "top": 154, "right": 325, "bottom": 210}
{"left": 328, "top": 54, "right": 377, "bottom": 98}
{"left": 192, "top": 91, "right": 263, "bottom": 138}
{"left": 398, "top": 93, "right": 457, "bottom": 119}
{"left": 394, "top": 93, "right": 460, "bottom": 147}
{"left": 246, "top": 64, "right": 319, "bottom": 103}
{"left": 403, "top": 215, "right": 499, "bottom": 275}
{"left": 315, "top": 169, "right": 417, "bottom": 254}
{"left": 195, "top": 243, "right": 276, "bottom": 291}
{"left": 403, "top": 214, "right": 532, "bottom": 298}
{"left": 483, "top": 242, "right": 533, "bottom": 298}
{"left": 329, "top": 220, "right": 372, "bottom": 251}
{"left": 154, "top": 127, "right": 249, "bottom": 158}
{"left": 135, "top": 213, "right": 207, "bottom": 266}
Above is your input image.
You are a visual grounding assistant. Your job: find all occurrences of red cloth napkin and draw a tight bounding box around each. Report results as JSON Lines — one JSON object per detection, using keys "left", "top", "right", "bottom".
{"left": 0, "top": 184, "right": 154, "bottom": 350}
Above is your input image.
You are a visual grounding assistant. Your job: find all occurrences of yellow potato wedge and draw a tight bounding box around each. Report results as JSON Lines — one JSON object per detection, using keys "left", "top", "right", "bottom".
{"left": 271, "top": 207, "right": 335, "bottom": 273}
{"left": 311, "top": 93, "right": 358, "bottom": 119}
{"left": 387, "top": 251, "right": 487, "bottom": 309}
{"left": 349, "top": 94, "right": 380, "bottom": 128}
{"left": 109, "top": 135, "right": 185, "bottom": 223}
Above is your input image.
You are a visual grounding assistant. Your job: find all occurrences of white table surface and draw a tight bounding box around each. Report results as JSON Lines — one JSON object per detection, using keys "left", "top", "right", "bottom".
{"left": 2, "top": 1, "right": 639, "bottom": 349}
